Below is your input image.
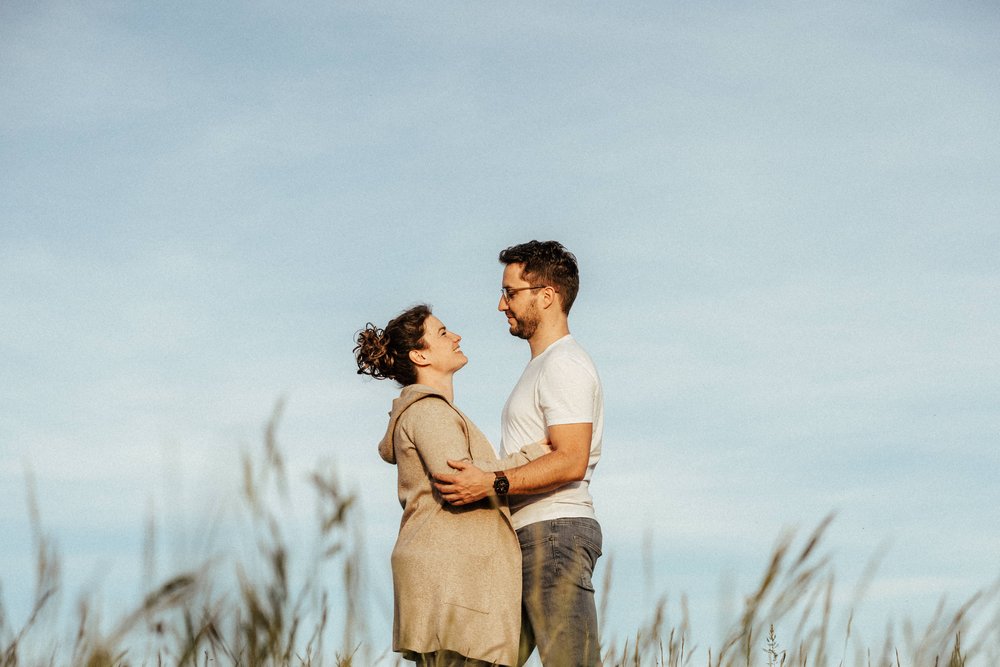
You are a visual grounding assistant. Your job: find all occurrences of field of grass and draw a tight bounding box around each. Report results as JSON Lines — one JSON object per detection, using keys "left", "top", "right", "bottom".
{"left": 3, "top": 410, "right": 997, "bottom": 666}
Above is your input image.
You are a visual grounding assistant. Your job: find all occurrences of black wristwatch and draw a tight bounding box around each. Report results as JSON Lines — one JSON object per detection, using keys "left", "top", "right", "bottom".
{"left": 493, "top": 470, "right": 510, "bottom": 496}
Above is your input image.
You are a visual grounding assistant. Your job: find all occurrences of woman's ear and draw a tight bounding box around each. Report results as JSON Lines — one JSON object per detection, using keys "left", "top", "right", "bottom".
{"left": 409, "top": 348, "right": 428, "bottom": 367}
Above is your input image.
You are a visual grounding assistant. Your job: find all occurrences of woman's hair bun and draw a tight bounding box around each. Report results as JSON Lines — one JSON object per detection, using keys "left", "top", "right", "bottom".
{"left": 353, "top": 304, "right": 431, "bottom": 386}
{"left": 355, "top": 323, "right": 394, "bottom": 380}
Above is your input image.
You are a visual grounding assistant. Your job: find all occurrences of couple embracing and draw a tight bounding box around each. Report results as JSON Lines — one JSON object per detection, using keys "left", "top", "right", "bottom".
{"left": 354, "top": 240, "right": 604, "bottom": 667}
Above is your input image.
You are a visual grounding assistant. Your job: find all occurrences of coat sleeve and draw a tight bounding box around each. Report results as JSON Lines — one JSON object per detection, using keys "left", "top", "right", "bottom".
{"left": 473, "top": 439, "right": 551, "bottom": 472}
{"left": 396, "top": 397, "right": 473, "bottom": 477}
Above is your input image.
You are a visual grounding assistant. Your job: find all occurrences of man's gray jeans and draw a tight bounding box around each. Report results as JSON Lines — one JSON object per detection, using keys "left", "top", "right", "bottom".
{"left": 516, "top": 517, "right": 603, "bottom": 667}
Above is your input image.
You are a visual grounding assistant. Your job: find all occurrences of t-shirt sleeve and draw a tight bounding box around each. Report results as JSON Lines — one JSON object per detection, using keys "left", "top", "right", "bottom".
{"left": 537, "top": 355, "right": 597, "bottom": 426}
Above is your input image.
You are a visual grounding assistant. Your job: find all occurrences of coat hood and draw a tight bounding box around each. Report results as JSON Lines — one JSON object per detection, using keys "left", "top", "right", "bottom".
{"left": 377, "top": 384, "right": 448, "bottom": 464}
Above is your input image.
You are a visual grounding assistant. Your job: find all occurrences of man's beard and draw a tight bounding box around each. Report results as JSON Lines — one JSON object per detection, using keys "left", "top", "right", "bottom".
{"left": 508, "top": 311, "right": 539, "bottom": 340}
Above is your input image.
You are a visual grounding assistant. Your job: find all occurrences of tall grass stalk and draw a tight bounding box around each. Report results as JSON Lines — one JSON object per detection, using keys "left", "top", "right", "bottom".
{"left": 2, "top": 403, "right": 361, "bottom": 666}
{"left": 2, "top": 406, "right": 998, "bottom": 665}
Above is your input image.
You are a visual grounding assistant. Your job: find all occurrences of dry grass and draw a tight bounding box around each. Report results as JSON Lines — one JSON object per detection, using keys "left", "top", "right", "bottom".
{"left": 604, "top": 511, "right": 999, "bottom": 667}
{"left": 2, "top": 403, "right": 363, "bottom": 667}
{"left": 2, "top": 406, "right": 998, "bottom": 666}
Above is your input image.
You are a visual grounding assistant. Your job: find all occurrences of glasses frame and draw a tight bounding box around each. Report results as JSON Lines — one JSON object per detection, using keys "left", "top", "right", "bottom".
{"left": 500, "top": 285, "right": 547, "bottom": 302}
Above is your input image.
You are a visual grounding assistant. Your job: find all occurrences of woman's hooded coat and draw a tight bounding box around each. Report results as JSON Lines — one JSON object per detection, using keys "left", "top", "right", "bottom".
{"left": 378, "top": 384, "right": 547, "bottom": 666}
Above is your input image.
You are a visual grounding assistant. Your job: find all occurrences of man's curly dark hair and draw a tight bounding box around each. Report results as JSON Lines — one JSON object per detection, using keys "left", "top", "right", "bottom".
{"left": 498, "top": 240, "right": 579, "bottom": 314}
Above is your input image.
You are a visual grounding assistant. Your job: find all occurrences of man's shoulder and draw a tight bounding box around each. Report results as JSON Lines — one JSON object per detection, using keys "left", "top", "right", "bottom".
{"left": 535, "top": 348, "right": 600, "bottom": 399}
{"left": 540, "top": 337, "right": 598, "bottom": 372}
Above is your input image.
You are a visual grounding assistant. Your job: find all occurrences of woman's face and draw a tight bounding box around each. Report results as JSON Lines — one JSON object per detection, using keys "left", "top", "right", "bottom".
{"left": 418, "top": 315, "right": 468, "bottom": 373}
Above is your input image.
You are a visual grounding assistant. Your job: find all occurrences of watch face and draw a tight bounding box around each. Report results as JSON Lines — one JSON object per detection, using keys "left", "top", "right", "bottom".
{"left": 494, "top": 475, "right": 510, "bottom": 495}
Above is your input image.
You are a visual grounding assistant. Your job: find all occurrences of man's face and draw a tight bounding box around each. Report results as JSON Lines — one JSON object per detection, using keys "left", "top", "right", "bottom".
{"left": 498, "top": 263, "right": 541, "bottom": 340}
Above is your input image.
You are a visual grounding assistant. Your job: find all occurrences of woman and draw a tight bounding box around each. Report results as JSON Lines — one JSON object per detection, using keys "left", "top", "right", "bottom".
{"left": 354, "top": 304, "right": 547, "bottom": 667}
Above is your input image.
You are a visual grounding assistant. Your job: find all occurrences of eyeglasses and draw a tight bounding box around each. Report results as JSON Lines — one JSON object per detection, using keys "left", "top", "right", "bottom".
{"left": 500, "top": 285, "right": 547, "bottom": 301}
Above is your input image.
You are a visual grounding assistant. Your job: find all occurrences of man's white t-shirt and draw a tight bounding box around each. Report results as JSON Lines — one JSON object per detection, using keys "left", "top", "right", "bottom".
{"left": 501, "top": 334, "right": 603, "bottom": 530}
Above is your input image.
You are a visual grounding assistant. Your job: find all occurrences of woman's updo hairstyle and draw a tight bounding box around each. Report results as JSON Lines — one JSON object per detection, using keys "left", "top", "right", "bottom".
{"left": 354, "top": 304, "right": 431, "bottom": 387}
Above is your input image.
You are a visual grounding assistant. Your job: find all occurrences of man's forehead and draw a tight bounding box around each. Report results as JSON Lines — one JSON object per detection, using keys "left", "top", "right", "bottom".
{"left": 502, "top": 263, "right": 528, "bottom": 284}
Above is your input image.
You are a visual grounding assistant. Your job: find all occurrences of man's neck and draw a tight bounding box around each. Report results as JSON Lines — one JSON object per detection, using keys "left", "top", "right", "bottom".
{"left": 528, "top": 319, "right": 571, "bottom": 359}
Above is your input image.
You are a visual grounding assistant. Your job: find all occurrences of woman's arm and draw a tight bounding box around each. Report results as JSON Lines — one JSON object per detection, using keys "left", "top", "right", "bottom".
{"left": 472, "top": 439, "right": 551, "bottom": 472}
{"left": 396, "top": 397, "right": 473, "bottom": 476}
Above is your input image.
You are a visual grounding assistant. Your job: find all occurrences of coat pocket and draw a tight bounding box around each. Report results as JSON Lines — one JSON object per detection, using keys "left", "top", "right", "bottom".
{"left": 442, "top": 550, "right": 497, "bottom": 614}
{"left": 393, "top": 537, "right": 498, "bottom": 615}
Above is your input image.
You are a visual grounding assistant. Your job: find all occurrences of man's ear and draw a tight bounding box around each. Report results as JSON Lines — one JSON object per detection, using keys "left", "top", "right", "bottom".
{"left": 409, "top": 348, "right": 428, "bottom": 367}
{"left": 540, "top": 286, "right": 559, "bottom": 310}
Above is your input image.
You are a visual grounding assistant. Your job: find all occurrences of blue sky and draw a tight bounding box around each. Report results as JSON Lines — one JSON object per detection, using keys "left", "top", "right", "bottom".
{"left": 2, "top": 0, "right": 999, "bottom": 662}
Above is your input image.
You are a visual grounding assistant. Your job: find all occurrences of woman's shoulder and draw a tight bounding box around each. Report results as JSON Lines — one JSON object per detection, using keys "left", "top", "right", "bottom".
{"left": 396, "top": 394, "right": 462, "bottom": 429}
{"left": 394, "top": 395, "right": 470, "bottom": 453}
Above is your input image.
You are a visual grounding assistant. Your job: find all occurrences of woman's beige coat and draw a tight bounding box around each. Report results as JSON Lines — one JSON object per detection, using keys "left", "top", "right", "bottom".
{"left": 378, "top": 384, "right": 546, "bottom": 666}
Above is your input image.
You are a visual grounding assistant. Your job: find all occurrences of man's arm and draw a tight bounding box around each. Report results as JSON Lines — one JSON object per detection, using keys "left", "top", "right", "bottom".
{"left": 433, "top": 422, "right": 592, "bottom": 506}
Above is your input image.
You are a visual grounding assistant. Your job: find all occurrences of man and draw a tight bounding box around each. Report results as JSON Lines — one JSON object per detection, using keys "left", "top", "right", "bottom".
{"left": 434, "top": 240, "right": 604, "bottom": 667}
